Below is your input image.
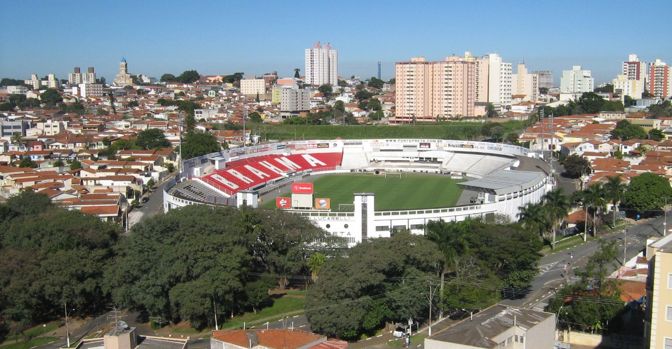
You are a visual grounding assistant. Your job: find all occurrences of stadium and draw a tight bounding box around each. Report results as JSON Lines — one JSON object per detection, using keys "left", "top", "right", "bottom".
{"left": 164, "top": 139, "right": 553, "bottom": 246}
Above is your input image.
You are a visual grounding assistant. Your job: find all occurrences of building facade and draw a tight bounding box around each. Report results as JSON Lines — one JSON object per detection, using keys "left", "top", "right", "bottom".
{"left": 280, "top": 87, "right": 311, "bottom": 113}
{"left": 645, "top": 234, "right": 672, "bottom": 349}
{"left": 79, "top": 83, "right": 104, "bottom": 98}
{"left": 613, "top": 74, "right": 645, "bottom": 100}
{"left": 485, "top": 53, "right": 512, "bottom": 111}
{"left": 84, "top": 67, "right": 96, "bottom": 84}
{"left": 534, "top": 70, "right": 554, "bottom": 90}
{"left": 623, "top": 54, "right": 648, "bottom": 82}
{"left": 304, "top": 42, "right": 338, "bottom": 86}
{"left": 47, "top": 74, "right": 58, "bottom": 89}
{"left": 649, "top": 59, "right": 671, "bottom": 99}
{"left": 240, "top": 78, "right": 266, "bottom": 96}
{"left": 560, "top": 66, "right": 594, "bottom": 100}
{"left": 113, "top": 58, "right": 133, "bottom": 87}
{"left": 512, "top": 63, "right": 539, "bottom": 102}
{"left": 395, "top": 54, "right": 478, "bottom": 122}
{"left": 68, "top": 67, "right": 82, "bottom": 85}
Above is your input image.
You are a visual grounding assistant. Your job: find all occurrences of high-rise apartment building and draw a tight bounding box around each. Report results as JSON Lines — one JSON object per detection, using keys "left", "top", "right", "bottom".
{"left": 304, "top": 42, "right": 338, "bottom": 86}
{"left": 68, "top": 67, "right": 82, "bottom": 85}
{"left": 644, "top": 234, "right": 672, "bottom": 349}
{"left": 512, "top": 63, "right": 539, "bottom": 101}
{"left": 622, "top": 54, "right": 648, "bottom": 82}
{"left": 612, "top": 74, "right": 645, "bottom": 100}
{"left": 114, "top": 58, "right": 133, "bottom": 87}
{"left": 78, "top": 83, "right": 104, "bottom": 98}
{"left": 84, "top": 67, "right": 97, "bottom": 84}
{"left": 28, "top": 74, "right": 40, "bottom": 89}
{"left": 649, "top": 59, "right": 671, "bottom": 99}
{"left": 47, "top": 74, "right": 58, "bottom": 89}
{"left": 475, "top": 54, "right": 512, "bottom": 111}
{"left": 395, "top": 54, "right": 478, "bottom": 122}
{"left": 533, "top": 70, "right": 554, "bottom": 90}
{"left": 560, "top": 66, "right": 594, "bottom": 100}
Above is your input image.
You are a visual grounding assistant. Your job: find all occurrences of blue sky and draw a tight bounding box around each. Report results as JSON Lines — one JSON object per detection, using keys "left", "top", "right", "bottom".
{"left": 1, "top": 0, "right": 670, "bottom": 84}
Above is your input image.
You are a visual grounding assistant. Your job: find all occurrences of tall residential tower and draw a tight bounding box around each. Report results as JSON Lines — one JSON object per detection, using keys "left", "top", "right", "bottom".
{"left": 304, "top": 42, "right": 338, "bottom": 86}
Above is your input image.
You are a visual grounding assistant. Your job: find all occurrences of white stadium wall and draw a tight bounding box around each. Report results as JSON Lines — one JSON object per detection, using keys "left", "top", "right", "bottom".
{"left": 164, "top": 139, "right": 552, "bottom": 246}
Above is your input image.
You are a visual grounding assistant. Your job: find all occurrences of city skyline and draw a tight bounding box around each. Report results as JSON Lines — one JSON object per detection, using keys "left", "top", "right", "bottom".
{"left": 1, "top": 0, "right": 671, "bottom": 83}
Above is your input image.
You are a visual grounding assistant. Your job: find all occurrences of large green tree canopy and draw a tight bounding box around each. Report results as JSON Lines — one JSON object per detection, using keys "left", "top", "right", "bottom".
{"left": 106, "top": 205, "right": 336, "bottom": 329}
{"left": 305, "top": 232, "right": 443, "bottom": 339}
{"left": 136, "top": 128, "right": 170, "bottom": 150}
{"left": 623, "top": 173, "right": 672, "bottom": 214}
{"left": 0, "top": 192, "right": 119, "bottom": 328}
{"left": 181, "top": 131, "right": 221, "bottom": 159}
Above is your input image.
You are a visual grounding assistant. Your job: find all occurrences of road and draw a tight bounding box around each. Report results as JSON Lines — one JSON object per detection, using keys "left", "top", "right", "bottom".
{"left": 127, "top": 175, "right": 173, "bottom": 229}
{"left": 502, "top": 212, "right": 670, "bottom": 311}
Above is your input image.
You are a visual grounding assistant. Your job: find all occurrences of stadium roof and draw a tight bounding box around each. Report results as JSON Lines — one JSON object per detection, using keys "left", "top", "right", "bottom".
{"left": 459, "top": 170, "right": 545, "bottom": 195}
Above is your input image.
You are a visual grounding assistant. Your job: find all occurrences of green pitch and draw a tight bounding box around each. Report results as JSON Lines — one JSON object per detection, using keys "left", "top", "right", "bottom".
{"left": 262, "top": 173, "right": 463, "bottom": 211}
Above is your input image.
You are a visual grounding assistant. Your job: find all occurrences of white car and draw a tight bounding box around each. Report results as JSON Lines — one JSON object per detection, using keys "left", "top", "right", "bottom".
{"left": 392, "top": 326, "right": 406, "bottom": 338}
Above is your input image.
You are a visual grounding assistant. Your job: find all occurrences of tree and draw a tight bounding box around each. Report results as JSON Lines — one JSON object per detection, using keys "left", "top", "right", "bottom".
{"left": 0, "top": 78, "right": 26, "bottom": 86}
{"left": 543, "top": 189, "right": 571, "bottom": 247}
{"left": 354, "top": 89, "right": 373, "bottom": 101}
{"left": 318, "top": 84, "right": 333, "bottom": 99}
{"left": 623, "top": 95, "right": 635, "bottom": 107}
{"left": 594, "top": 84, "right": 614, "bottom": 94}
{"left": 307, "top": 252, "right": 326, "bottom": 282}
{"left": 481, "top": 122, "right": 504, "bottom": 142}
{"left": 623, "top": 173, "right": 672, "bottom": 215}
{"left": 126, "top": 100, "right": 139, "bottom": 108}
{"left": 160, "top": 73, "right": 177, "bottom": 82}
{"left": 649, "top": 100, "right": 672, "bottom": 118}
{"left": 248, "top": 112, "right": 263, "bottom": 123}
{"left": 578, "top": 92, "right": 605, "bottom": 113}
{"left": 146, "top": 178, "right": 155, "bottom": 190}
{"left": 610, "top": 120, "right": 647, "bottom": 140}
{"left": 368, "top": 77, "right": 385, "bottom": 89}
{"left": 53, "top": 159, "right": 64, "bottom": 167}
{"left": 583, "top": 183, "right": 607, "bottom": 235}
{"left": 177, "top": 70, "right": 200, "bottom": 84}
{"left": 166, "top": 163, "right": 175, "bottom": 173}
{"left": 367, "top": 98, "right": 382, "bottom": 111}
{"left": 18, "top": 157, "right": 37, "bottom": 168}
{"left": 486, "top": 103, "right": 498, "bottom": 118}
{"left": 519, "top": 202, "right": 551, "bottom": 242}
{"left": 0, "top": 192, "right": 119, "bottom": 327}
{"left": 648, "top": 128, "right": 665, "bottom": 141}
{"left": 306, "top": 232, "right": 443, "bottom": 339}
{"left": 40, "top": 88, "right": 62, "bottom": 106}
{"left": 107, "top": 205, "right": 332, "bottom": 329}
{"left": 603, "top": 176, "right": 626, "bottom": 227}
{"left": 181, "top": 132, "right": 221, "bottom": 159}
{"left": 369, "top": 111, "right": 385, "bottom": 121}
{"left": 137, "top": 128, "right": 170, "bottom": 150}
{"left": 563, "top": 155, "right": 591, "bottom": 179}
{"left": 294, "top": 68, "right": 300, "bottom": 79}
{"left": 70, "top": 159, "right": 82, "bottom": 170}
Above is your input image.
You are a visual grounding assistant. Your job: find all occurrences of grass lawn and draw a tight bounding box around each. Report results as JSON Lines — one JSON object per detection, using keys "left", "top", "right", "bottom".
{"left": 253, "top": 120, "right": 526, "bottom": 141}
{"left": 388, "top": 332, "right": 428, "bottom": 348}
{"left": 0, "top": 337, "right": 57, "bottom": 349}
{"left": 263, "top": 174, "right": 463, "bottom": 211}
{"left": 222, "top": 291, "right": 306, "bottom": 329}
{"left": 0, "top": 321, "right": 60, "bottom": 348}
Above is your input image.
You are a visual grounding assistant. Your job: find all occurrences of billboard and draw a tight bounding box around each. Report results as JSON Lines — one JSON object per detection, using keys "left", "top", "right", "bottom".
{"left": 291, "top": 182, "right": 314, "bottom": 194}
{"left": 275, "top": 197, "right": 291, "bottom": 209}
{"left": 314, "top": 198, "right": 331, "bottom": 210}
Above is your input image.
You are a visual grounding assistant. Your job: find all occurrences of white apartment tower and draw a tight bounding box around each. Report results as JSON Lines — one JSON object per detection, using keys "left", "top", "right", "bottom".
{"left": 560, "top": 66, "right": 594, "bottom": 100}
{"left": 484, "top": 53, "right": 512, "bottom": 111}
{"left": 84, "top": 67, "right": 97, "bottom": 84}
{"left": 304, "top": 42, "right": 338, "bottom": 86}
{"left": 68, "top": 67, "right": 83, "bottom": 85}
{"left": 622, "top": 54, "right": 647, "bottom": 82}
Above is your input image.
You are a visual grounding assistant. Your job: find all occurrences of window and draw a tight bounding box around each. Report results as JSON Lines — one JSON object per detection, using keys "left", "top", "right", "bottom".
{"left": 668, "top": 273, "right": 672, "bottom": 289}
{"left": 668, "top": 306, "right": 672, "bottom": 321}
{"left": 665, "top": 338, "right": 672, "bottom": 349}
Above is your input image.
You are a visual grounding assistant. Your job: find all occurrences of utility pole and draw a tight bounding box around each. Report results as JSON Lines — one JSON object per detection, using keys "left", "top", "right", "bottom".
{"left": 623, "top": 229, "right": 627, "bottom": 266}
{"left": 242, "top": 96, "right": 247, "bottom": 150}
{"left": 427, "top": 280, "right": 438, "bottom": 337}
{"left": 64, "top": 301, "right": 70, "bottom": 348}
{"left": 664, "top": 198, "right": 668, "bottom": 236}
{"left": 213, "top": 297, "right": 219, "bottom": 331}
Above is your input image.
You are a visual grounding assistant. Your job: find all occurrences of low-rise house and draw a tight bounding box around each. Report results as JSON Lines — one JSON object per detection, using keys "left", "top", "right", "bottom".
{"left": 424, "top": 304, "right": 555, "bottom": 349}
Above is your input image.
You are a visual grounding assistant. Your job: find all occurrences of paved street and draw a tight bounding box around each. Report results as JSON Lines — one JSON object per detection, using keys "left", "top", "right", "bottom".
{"left": 502, "top": 212, "right": 670, "bottom": 311}
{"left": 127, "top": 175, "right": 174, "bottom": 229}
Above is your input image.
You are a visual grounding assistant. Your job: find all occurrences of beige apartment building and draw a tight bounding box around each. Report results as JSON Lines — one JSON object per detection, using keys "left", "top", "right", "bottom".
{"left": 645, "top": 234, "right": 672, "bottom": 349}
{"left": 395, "top": 54, "right": 477, "bottom": 122}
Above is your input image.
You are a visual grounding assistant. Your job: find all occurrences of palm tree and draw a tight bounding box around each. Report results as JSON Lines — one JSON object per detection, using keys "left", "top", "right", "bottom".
{"left": 571, "top": 190, "right": 590, "bottom": 241}
{"left": 519, "top": 202, "right": 551, "bottom": 244}
{"left": 584, "top": 183, "right": 607, "bottom": 237}
{"left": 603, "top": 176, "right": 626, "bottom": 227}
{"left": 542, "top": 189, "right": 570, "bottom": 248}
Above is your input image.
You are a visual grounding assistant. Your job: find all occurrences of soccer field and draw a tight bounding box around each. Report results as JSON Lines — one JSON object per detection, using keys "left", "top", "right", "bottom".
{"left": 263, "top": 173, "right": 463, "bottom": 211}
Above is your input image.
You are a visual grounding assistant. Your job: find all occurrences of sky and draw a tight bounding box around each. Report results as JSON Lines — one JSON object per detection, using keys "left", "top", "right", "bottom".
{"left": 1, "top": 0, "right": 671, "bottom": 85}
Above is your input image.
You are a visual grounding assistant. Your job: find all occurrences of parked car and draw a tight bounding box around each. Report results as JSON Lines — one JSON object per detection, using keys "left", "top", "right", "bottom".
{"left": 392, "top": 325, "right": 407, "bottom": 338}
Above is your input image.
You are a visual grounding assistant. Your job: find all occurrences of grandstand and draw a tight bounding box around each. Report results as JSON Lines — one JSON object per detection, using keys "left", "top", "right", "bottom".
{"left": 164, "top": 139, "right": 551, "bottom": 246}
